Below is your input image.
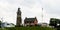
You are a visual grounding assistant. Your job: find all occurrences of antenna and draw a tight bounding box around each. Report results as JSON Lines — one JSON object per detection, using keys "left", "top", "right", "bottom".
{"left": 42, "top": 8, "right": 43, "bottom": 23}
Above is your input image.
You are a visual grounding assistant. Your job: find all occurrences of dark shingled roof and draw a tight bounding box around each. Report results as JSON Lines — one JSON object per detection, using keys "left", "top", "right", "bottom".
{"left": 24, "top": 17, "right": 37, "bottom": 22}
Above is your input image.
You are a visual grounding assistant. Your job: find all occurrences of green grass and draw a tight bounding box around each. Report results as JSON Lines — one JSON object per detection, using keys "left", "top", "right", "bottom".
{"left": 0, "top": 26, "right": 56, "bottom": 30}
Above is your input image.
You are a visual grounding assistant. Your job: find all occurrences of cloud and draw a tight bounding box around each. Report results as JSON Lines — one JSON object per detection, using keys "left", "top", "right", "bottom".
{"left": 0, "top": 0, "right": 60, "bottom": 24}
{"left": 41, "top": 0, "right": 60, "bottom": 15}
{"left": 0, "top": 0, "right": 18, "bottom": 24}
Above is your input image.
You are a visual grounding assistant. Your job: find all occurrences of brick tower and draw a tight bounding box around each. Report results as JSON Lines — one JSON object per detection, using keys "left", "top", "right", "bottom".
{"left": 16, "top": 8, "right": 22, "bottom": 27}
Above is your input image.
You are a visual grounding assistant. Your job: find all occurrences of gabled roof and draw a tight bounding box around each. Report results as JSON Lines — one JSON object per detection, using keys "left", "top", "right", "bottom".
{"left": 24, "top": 17, "right": 37, "bottom": 22}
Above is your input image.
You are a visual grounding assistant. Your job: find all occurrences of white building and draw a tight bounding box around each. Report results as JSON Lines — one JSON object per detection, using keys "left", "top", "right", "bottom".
{"left": 38, "top": 23, "right": 49, "bottom": 27}
{"left": 1, "top": 22, "right": 15, "bottom": 27}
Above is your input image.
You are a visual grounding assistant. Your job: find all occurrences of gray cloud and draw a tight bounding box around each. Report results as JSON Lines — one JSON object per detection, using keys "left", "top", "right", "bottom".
{"left": 40, "top": 0, "right": 60, "bottom": 15}
{"left": 0, "top": 0, "right": 60, "bottom": 24}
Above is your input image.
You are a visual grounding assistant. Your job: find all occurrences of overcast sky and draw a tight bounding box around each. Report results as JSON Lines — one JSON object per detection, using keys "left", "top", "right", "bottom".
{"left": 0, "top": 0, "right": 60, "bottom": 25}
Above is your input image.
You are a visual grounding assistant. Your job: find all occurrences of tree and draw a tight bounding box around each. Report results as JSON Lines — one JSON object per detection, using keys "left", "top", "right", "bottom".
{"left": 0, "top": 21, "right": 2, "bottom": 28}
{"left": 49, "top": 18, "right": 58, "bottom": 28}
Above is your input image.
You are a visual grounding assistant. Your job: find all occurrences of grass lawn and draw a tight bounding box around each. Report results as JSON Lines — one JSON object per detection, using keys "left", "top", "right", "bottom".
{"left": 0, "top": 26, "right": 56, "bottom": 30}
